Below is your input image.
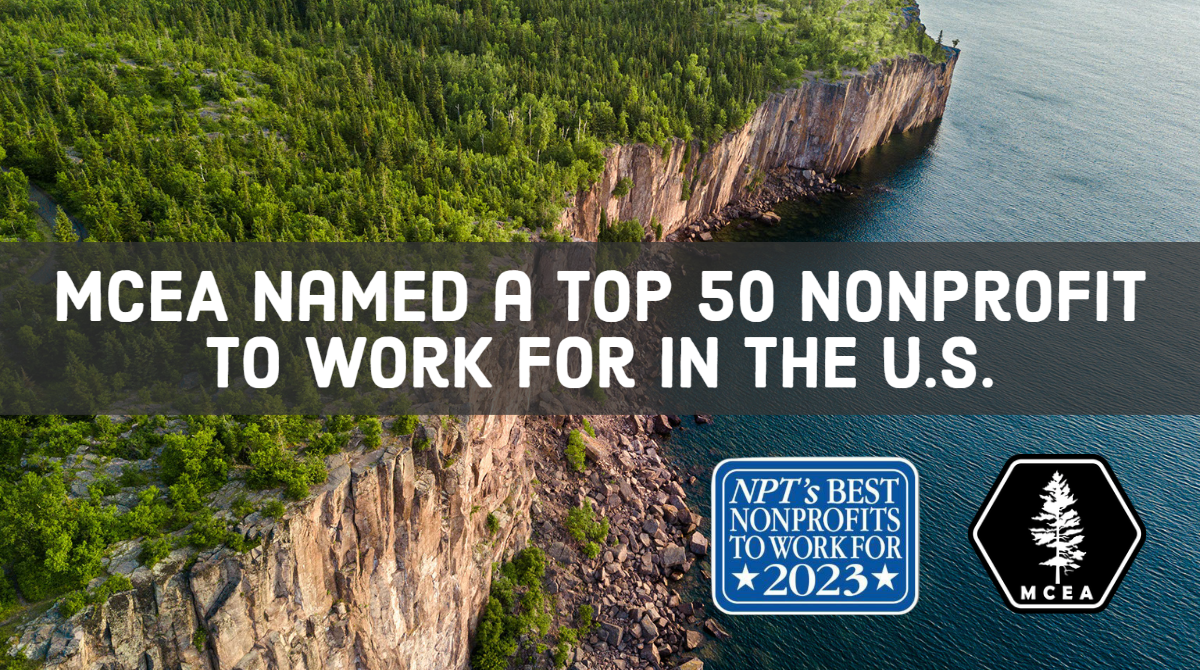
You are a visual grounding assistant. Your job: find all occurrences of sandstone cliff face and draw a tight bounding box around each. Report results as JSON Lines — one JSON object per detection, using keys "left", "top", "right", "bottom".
{"left": 560, "top": 53, "right": 957, "bottom": 240}
{"left": 16, "top": 415, "right": 532, "bottom": 670}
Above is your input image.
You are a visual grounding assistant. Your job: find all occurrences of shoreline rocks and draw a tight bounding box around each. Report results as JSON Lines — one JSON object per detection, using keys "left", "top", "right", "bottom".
{"left": 527, "top": 415, "right": 716, "bottom": 670}
{"left": 669, "top": 165, "right": 847, "bottom": 242}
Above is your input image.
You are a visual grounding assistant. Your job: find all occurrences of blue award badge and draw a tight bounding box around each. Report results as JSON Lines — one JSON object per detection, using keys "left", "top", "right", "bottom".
{"left": 711, "top": 457, "right": 919, "bottom": 615}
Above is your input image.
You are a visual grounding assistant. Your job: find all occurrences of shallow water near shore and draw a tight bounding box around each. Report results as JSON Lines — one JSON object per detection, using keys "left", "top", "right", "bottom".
{"left": 683, "top": 0, "right": 1200, "bottom": 667}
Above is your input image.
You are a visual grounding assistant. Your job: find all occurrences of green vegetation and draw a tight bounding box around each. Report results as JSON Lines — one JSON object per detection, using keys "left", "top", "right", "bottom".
{"left": 581, "top": 418, "right": 596, "bottom": 438}
{"left": 0, "top": 414, "right": 371, "bottom": 613}
{"left": 0, "top": 0, "right": 950, "bottom": 646}
{"left": 486, "top": 512, "right": 501, "bottom": 536}
{"left": 392, "top": 415, "right": 421, "bottom": 436}
{"left": 192, "top": 628, "right": 208, "bottom": 651}
{"left": 0, "top": 147, "right": 40, "bottom": 240}
{"left": 553, "top": 604, "right": 598, "bottom": 668}
{"left": 597, "top": 216, "right": 645, "bottom": 243}
{"left": 565, "top": 429, "right": 586, "bottom": 473}
{"left": 564, "top": 501, "right": 610, "bottom": 559}
{"left": 0, "top": 0, "right": 944, "bottom": 242}
{"left": 0, "top": 466, "right": 116, "bottom": 601}
{"left": 360, "top": 416, "right": 383, "bottom": 449}
{"left": 139, "top": 535, "right": 172, "bottom": 568}
{"left": 470, "top": 547, "right": 552, "bottom": 670}
{"left": 58, "top": 573, "right": 132, "bottom": 618}
{"left": 261, "top": 499, "right": 287, "bottom": 520}
{"left": 53, "top": 206, "right": 77, "bottom": 243}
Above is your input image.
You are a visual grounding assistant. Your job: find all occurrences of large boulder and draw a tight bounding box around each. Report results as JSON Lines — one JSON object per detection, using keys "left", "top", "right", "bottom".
{"left": 642, "top": 643, "right": 661, "bottom": 666}
{"left": 704, "top": 619, "right": 731, "bottom": 640}
{"left": 663, "top": 543, "right": 687, "bottom": 568}
{"left": 548, "top": 542, "right": 575, "bottom": 564}
{"left": 640, "top": 616, "right": 659, "bottom": 641}
{"left": 652, "top": 415, "right": 673, "bottom": 435}
{"left": 581, "top": 433, "right": 612, "bottom": 464}
{"left": 601, "top": 623, "right": 624, "bottom": 648}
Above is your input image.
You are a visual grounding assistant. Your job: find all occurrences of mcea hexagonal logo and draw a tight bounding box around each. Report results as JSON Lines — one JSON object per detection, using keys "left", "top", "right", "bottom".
{"left": 970, "top": 455, "right": 1144, "bottom": 612}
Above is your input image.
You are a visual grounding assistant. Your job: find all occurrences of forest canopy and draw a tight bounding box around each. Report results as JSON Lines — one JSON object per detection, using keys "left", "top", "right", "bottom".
{"left": 0, "top": 0, "right": 946, "bottom": 243}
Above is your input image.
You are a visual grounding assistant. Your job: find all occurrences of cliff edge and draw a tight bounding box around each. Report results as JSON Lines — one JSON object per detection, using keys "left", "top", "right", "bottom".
{"left": 559, "top": 53, "right": 957, "bottom": 241}
{"left": 12, "top": 416, "right": 532, "bottom": 670}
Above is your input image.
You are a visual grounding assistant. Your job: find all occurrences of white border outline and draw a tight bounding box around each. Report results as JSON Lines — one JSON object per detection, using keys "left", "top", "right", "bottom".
{"left": 970, "top": 457, "right": 1144, "bottom": 611}
{"left": 710, "top": 456, "right": 920, "bottom": 616}
{"left": 718, "top": 467, "right": 912, "bottom": 607}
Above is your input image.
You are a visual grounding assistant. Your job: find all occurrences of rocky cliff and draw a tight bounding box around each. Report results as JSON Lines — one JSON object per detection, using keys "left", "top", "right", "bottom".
{"left": 13, "top": 415, "right": 533, "bottom": 670}
{"left": 560, "top": 53, "right": 957, "bottom": 240}
{"left": 10, "top": 46, "right": 957, "bottom": 670}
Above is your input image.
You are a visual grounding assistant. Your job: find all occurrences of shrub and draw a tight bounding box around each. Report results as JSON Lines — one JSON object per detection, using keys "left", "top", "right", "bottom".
{"left": 611, "top": 177, "right": 632, "bottom": 198}
{"left": 392, "top": 415, "right": 420, "bottom": 435}
{"left": 86, "top": 474, "right": 118, "bottom": 500}
{"left": 231, "top": 493, "right": 255, "bottom": 518}
{"left": 245, "top": 425, "right": 327, "bottom": 499}
{"left": 0, "top": 573, "right": 17, "bottom": 610}
{"left": 553, "top": 626, "right": 579, "bottom": 668}
{"left": 117, "top": 464, "right": 150, "bottom": 488}
{"left": 121, "top": 487, "right": 171, "bottom": 537}
{"left": 0, "top": 469, "right": 116, "bottom": 601}
{"left": 308, "top": 431, "right": 349, "bottom": 457}
{"left": 360, "top": 416, "right": 383, "bottom": 449}
{"left": 160, "top": 429, "right": 226, "bottom": 492}
{"left": 565, "top": 430, "right": 586, "bottom": 473}
{"left": 470, "top": 596, "right": 517, "bottom": 670}
{"left": 486, "top": 512, "right": 500, "bottom": 536}
{"left": 576, "top": 604, "right": 596, "bottom": 632}
{"left": 325, "top": 415, "right": 355, "bottom": 433}
{"left": 186, "top": 509, "right": 229, "bottom": 550}
{"left": 586, "top": 377, "right": 607, "bottom": 405}
{"left": 564, "top": 501, "right": 609, "bottom": 553}
{"left": 597, "top": 217, "right": 644, "bottom": 243}
{"left": 140, "top": 535, "right": 172, "bottom": 568}
{"left": 581, "top": 418, "right": 595, "bottom": 438}
{"left": 59, "top": 590, "right": 88, "bottom": 617}
{"left": 510, "top": 547, "right": 546, "bottom": 588}
{"left": 470, "top": 547, "right": 550, "bottom": 670}
{"left": 582, "top": 541, "right": 601, "bottom": 559}
{"left": 261, "top": 499, "right": 286, "bottom": 520}
{"left": 93, "top": 574, "right": 132, "bottom": 600}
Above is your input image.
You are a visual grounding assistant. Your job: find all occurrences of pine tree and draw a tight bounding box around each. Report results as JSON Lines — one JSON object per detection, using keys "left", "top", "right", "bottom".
{"left": 1030, "top": 471, "right": 1085, "bottom": 584}
{"left": 53, "top": 206, "right": 78, "bottom": 243}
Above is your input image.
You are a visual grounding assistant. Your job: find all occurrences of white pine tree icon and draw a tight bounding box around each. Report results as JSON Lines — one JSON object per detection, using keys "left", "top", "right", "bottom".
{"left": 1029, "top": 471, "right": 1086, "bottom": 584}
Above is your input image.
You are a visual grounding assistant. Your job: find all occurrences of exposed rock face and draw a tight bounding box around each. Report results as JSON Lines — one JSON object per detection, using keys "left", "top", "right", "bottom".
{"left": 11, "top": 48, "right": 958, "bottom": 670}
{"left": 16, "top": 415, "right": 533, "bottom": 670}
{"left": 560, "top": 53, "right": 957, "bottom": 240}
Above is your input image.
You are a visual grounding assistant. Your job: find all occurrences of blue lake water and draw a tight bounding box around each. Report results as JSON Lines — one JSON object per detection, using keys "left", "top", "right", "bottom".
{"left": 683, "top": 0, "right": 1200, "bottom": 667}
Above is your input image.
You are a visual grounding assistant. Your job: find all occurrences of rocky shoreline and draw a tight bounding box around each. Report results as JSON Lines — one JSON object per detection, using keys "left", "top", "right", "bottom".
{"left": 667, "top": 165, "right": 845, "bottom": 242}
{"left": 526, "top": 414, "right": 724, "bottom": 670}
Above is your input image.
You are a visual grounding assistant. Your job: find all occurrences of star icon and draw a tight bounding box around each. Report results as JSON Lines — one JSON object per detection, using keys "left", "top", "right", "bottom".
{"left": 733, "top": 565, "right": 759, "bottom": 590}
{"left": 872, "top": 564, "right": 899, "bottom": 590}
